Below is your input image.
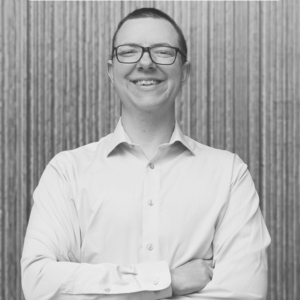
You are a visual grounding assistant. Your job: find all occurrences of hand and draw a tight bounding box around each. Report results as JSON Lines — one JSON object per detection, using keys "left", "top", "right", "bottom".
{"left": 57, "top": 251, "right": 79, "bottom": 263}
{"left": 170, "top": 259, "right": 213, "bottom": 296}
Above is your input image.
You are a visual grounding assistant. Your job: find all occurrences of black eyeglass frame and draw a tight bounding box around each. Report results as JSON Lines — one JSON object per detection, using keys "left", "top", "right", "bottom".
{"left": 112, "top": 44, "right": 187, "bottom": 65}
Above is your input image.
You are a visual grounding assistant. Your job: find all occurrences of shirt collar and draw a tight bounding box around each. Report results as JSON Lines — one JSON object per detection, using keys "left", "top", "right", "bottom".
{"left": 106, "top": 117, "right": 196, "bottom": 157}
{"left": 167, "top": 121, "right": 195, "bottom": 155}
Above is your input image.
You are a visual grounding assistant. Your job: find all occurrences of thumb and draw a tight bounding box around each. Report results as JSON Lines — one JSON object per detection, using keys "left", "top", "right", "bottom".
{"left": 68, "top": 251, "right": 78, "bottom": 263}
{"left": 57, "top": 254, "right": 67, "bottom": 262}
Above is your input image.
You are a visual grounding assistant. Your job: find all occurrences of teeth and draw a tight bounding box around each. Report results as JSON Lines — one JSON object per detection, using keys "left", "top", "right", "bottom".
{"left": 134, "top": 80, "right": 160, "bottom": 86}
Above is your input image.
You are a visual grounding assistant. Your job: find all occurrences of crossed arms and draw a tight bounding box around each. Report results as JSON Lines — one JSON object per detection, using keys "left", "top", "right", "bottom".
{"left": 21, "top": 155, "right": 270, "bottom": 300}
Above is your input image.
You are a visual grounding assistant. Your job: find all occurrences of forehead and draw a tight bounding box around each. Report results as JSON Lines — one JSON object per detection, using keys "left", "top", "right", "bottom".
{"left": 115, "top": 18, "right": 180, "bottom": 47}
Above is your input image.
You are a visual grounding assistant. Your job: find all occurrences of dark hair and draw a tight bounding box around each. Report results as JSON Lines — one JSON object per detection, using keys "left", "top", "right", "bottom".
{"left": 111, "top": 8, "right": 187, "bottom": 63}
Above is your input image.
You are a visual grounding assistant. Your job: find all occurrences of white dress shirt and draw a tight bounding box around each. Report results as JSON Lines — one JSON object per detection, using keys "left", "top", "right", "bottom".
{"left": 21, "top": 118, "right": 271, "bottom": 300}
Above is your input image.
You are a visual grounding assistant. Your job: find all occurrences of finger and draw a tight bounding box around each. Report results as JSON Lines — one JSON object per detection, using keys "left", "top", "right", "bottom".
{"left": 207, "top": 266, "right": 213, "bottom": 279}
{"left": 57, "top": 255, "right": 67, "bottom": 262}
{"left": 203, "top": 259, "right": 213, "bottom": 267}
{"left": 68, "top": 251, "right": 78, "bottom": 263}
{"left": 187, "top": 258, "right": 206, "bottom": 266}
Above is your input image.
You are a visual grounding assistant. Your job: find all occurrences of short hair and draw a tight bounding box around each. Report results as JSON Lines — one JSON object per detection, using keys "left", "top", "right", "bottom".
{"left": 111, "top": 7, "right": 187, "bottom": 63}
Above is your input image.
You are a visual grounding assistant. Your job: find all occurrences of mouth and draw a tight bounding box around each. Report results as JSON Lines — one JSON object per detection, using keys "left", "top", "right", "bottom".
{"left": 130, "top": 79, "right": 163, "bottom": 86}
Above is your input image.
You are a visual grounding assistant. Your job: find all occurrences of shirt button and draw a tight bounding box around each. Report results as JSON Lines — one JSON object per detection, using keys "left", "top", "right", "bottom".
{"left": 149, "top": 163, "right": 154, "bottom": 169}
{"left": 104, "top": 288, "right": 110, "bottom": 293}
{"left": 147, "top": 243, "right": 154, "bottom": 251}
{"left": 153, "top": 278, "right": 159, "bottom": 285}
{"left": 148, "top": 199, "right": 154, "bottom": 206}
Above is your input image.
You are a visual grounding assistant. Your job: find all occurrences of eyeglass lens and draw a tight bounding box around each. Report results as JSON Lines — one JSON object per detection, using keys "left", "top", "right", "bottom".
{"left": 116, "top": 45, "right": 177, "bottom": 64}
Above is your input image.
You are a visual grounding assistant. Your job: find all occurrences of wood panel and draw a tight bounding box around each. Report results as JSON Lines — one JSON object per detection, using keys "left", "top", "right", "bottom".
{"left": 0, "top": 1, "right": 299, "bottom": 299}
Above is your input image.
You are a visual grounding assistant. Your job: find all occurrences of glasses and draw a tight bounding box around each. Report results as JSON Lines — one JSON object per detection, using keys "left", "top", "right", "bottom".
{"left": 113, "top": 44, "right": 187, "bottom": 65}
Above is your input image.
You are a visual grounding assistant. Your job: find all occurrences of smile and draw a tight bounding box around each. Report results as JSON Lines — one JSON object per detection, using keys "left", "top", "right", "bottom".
{"left": 131, "top": 80, "right": 163, "bottom": 86}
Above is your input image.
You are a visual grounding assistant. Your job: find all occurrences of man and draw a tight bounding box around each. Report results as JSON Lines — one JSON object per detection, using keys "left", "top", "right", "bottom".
{"left": 21, "top": 8, "right": 271, "bottom": 300}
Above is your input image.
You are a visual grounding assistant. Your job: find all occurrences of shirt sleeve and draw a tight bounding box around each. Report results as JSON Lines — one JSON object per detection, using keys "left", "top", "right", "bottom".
{"left": 164, "top": 154, "right": 271, "bottom": 300}
{"left": 21, "top": 160, "right": 172, "bottom": 300}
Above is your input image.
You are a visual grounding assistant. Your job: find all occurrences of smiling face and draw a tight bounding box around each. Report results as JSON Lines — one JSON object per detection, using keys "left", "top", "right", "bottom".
{"left": 108, "top": 18, "right": 190, "bottom": 115}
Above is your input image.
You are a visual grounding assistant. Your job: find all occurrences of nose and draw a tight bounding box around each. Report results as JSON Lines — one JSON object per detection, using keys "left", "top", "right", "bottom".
{"left": 137, "top": 50, "right": 156, "bottom": 71}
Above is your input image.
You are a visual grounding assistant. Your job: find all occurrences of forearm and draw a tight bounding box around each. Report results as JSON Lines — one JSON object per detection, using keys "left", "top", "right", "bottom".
{"left": 163, "top": 283, "right": 266, "bottom": 300}
{"left": 22, "top": 210, "right": 171, "bottom": 300}
{"left": 22, "top": 166, "right": 172, "bottom": 300}
{"left": 165, "top": 263, "right": 267, "bottom": 300}
{"left": 22, "top": 255, "right": 172, "bottom": 300}
{"left": 164, "top": 160, "right": 270, "bottom": 300}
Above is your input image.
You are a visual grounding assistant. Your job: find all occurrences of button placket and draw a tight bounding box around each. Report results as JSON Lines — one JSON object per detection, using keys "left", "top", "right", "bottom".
{"left": 142, "top": 162, "right": 160, "bottom": 261}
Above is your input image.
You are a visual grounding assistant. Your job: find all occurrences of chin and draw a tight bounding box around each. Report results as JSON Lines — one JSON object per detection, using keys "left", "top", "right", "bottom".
{"left": 133, "top": 97, "right": 170, "bottom": 111}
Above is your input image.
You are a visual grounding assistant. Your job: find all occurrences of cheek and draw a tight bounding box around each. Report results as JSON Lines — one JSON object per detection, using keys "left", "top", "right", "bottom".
{"left": 165, "top": 64, "right": 182, "bottom": 81}
{"left": 168, "top": 70, "right": 182, "bottom": 89}
{"left": 113, "top": 66, "right": 134, "bottom": 88}
{"left": 114, "top": 63, "right": 134, "bottom": 77}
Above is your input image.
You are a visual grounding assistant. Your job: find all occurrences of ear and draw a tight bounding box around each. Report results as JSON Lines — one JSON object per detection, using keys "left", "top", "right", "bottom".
{"left": 181, "top": 61, "right": 191, "bottom": 87}
{"left": 107, "top": 60, "right": 114, "bottom": 85}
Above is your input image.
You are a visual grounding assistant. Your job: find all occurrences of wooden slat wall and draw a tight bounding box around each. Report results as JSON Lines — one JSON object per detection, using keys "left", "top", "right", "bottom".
{"left": 0, "top": 1, "right": 299, "bottom": 299}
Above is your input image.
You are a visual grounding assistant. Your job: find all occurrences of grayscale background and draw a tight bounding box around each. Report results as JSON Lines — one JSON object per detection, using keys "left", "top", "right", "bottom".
{"left": 0, "top": 1, "right": 299, "bottom": 299}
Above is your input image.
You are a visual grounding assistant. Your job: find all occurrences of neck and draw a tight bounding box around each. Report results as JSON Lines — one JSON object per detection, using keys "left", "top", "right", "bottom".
{"left": 121, "top": 107, "right": 176, "bottom": 159}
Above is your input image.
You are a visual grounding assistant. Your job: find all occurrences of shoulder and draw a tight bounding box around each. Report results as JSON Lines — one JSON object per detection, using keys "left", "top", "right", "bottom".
{"left": 186, "top": 135, "right": 243, "bottom": 164}
{"left": 184, "top": 135, "right": 248, "bottom": 179}
{"left": 48, "top": 133, "right": 113, "bottom": 175}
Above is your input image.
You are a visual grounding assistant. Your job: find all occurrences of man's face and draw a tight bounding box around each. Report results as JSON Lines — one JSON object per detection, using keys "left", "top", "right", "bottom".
{"left": 108, "top": 18, "right": 190, "bottom": 113}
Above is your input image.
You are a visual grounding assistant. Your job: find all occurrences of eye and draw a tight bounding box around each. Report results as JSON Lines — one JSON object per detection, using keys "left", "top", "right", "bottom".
{"left": 119, "top": 50, "right": 137, "bottom": 56}
{"left": 159, "top": 51, "right": 171, "bottom": 55}
{"left": 117, "top": 46, "right": 140, "bottom": 57}
{"left": 152, "top": 47, "right": 175, "bottom": 57}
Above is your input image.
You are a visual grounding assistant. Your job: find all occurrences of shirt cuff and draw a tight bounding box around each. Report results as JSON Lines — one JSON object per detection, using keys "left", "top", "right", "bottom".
{"left": 60, "top": 261, "right": 171, "bottom": 295}
{"left": 141, "top": 285, "right": 172, "bottom": 300}
{"left": 133, "top": 260, "right": 171, "bottom": 292}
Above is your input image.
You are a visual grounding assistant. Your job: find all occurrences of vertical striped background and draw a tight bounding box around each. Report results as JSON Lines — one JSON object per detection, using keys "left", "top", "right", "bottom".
{"left": 0, "top": 1, "right": 299, "bottom": 299}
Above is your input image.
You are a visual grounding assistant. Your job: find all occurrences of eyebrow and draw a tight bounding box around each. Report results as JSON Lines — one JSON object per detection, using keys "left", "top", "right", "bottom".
{"left": 117, "top": 42, "right": 173, "bottom": 48}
